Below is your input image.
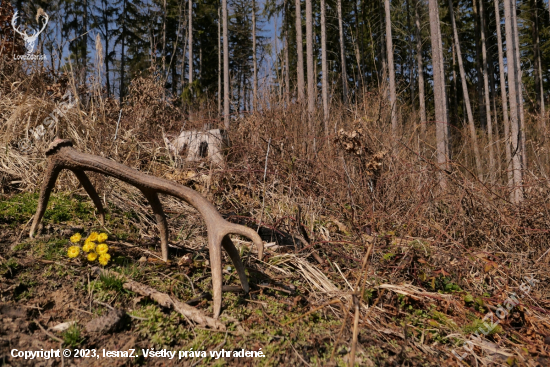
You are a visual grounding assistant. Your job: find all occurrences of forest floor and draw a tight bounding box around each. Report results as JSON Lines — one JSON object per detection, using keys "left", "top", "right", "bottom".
{"left": 0, "top": 174, "right": 549, "bottom": 367}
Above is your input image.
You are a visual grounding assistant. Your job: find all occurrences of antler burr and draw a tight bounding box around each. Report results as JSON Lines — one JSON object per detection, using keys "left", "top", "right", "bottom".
{"left": 30, "top": 139, "right": 264, "bottom": 319}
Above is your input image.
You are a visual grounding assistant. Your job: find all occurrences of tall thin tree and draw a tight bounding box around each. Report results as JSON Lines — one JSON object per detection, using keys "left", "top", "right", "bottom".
{"left": 295, "top": 0, "right": 305, "bottom": 102}
{"left": 320, "top": 0, "right": 328, "bottom": 133}
{"left": 504, "top": 0, "right": 523, "bottom": 203}
{"left": 337, "top": 0, "right": 348, "bottom": 103}
{"left": 415, "top": 0, "right": 427, "bottom": 136}
{"left": 252, "top": 0, "right": 257, "bottom": 111}
{"left": 188, "top": 0, "right": 193, "bottom": 86}
{"left": 428, "top": 0, "right": 450, "bottom": 183}
{"left": 494, "top": 0, "right": 513, "bottom": 186}
{"left": 511, "top": 0, "right": 526, "bottom": 170}
{"left": 384, "top": 0, "right": 397, "bottom": 135}
{"left": 305, "top": 0, "right": 315, "bottom": 117}
{"left": 448, "top": 0, "right": 482, "bottom": 178}
{"left": 223, "top": 0, "right": 230, "bottom": 128}
{"left": 479, "top": 0, "right": 495, "bottom": 177}
{"left": 532, "top": 0, "right": 545, "bottom": 127}
{"left": 218, "top": 7, "right": 221, "bottom": 117}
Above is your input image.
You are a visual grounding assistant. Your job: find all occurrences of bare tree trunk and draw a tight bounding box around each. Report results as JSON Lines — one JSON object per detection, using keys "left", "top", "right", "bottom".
{"left": 189, "top": 0, "right": 193, "bottom": 86}
{"left": 479, "top": 0, "right": 495, "bottom": 178}
{"left": 473, "top": 0, "right": 486, "bottom": 129}
{"left": 407, "top": 0, "right": 415, "bottom": 114}
{"left": 448, "top": 0, "right": 483, "bottom": 178}
{"left": 384, "top": 0, "right": 397, "bottom": 135}
{"left": 415, "top": 0, "right": 427, "bottom": 137}
{"left": 252, "top": 0, "right": 257, "bottom": 111}
{"left": 428, "top": 0, "right": 450, "bottom": 185}
{"left": 285, "top": 0, "right": 290, "bottom": 107}
{"left": 218, "top": 7, "right": 222, "bottom": 117}
{"left": 532, "top": 0, "right": 546, "bottom": 130}
{"left": 305, "top": 0, "right": 315, "bottom": 118}
{"left": 321, "top": 0, "right": 328, "bottom": 134}
{"left": 223, "top": 0, "right": 230, "bottom": 129}
{"left": 295, "top": 0, "right": 305, "bottom": 102}
{"left": 504, "top": 0, "right": 523, "bottom": 203}
{"left": 494, "top": 0, "right": 513, "bottom": 187}
{"left": 337, "top": 0, "right": 348, "bottom": 104}
{"left": 163, "top": 0, "right": 166, "bottom": 74}
{"left": 511, "top": 0, "right": 526, "bottom": 171}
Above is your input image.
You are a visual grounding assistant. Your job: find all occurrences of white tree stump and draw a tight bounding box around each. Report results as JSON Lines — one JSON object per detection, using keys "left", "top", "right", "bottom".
{"left": 164, "top": 129, "right": 227, "bottom": 165}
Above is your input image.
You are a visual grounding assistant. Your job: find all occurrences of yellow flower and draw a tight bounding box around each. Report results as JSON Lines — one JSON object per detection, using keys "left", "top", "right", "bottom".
{"left": 70, "top": 233, "right": 82, "bottom": 243}
{"left": 87, "top": 252, "right": 98, "bottom": 262}
{"left": 82, "top": 240, "right": 96, "bottom": 253}
{"left": 98, "top": 253, "right": 111, "bottom": 266}
{"left": 67, "top": 246, "right": 80, "bottom": 258}
{"left": 96, "top": 243, "right": 109, "bottom": 255}
{"left": 97, "top": 233, "right": 108, "bottom": 243}
{"left": 87, "top": 232, "right": 99, "bottom": 242}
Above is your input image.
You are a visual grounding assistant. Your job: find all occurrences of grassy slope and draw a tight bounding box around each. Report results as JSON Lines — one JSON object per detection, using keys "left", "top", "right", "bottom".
{"left": 0, "top": 189, "right": 548, "bottom": 367}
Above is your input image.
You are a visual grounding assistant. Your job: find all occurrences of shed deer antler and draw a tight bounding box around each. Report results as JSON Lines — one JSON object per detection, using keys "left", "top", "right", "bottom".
{"left": 30, "top": 139, "right": 264, "bottom": 319}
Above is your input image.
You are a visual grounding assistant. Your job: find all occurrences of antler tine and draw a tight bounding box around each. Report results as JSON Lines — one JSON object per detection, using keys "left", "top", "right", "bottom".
{"left": 142, "top": 190, "right": 169, "bottom": 261}
{"left": 221, "top": 235, "right": 249, "bottom": 293}
{"left": 29, "top": 161, "right": 62, "bottom": 238}
{"left": 71, "top": 170, "right": 105, "bottom": 225}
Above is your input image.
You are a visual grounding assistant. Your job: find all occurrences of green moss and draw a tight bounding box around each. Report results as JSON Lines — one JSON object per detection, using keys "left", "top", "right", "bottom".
{"left": 0, "top": 192, "right": 94, "bottom": 228}
{"left": 63, "top": 323, "right": 84, "bottom": 348}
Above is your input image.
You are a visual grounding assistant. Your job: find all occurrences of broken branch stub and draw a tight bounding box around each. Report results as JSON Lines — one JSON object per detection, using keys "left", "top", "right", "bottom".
{"left": 30, "top": 139, "right": 264, "bottom": 319}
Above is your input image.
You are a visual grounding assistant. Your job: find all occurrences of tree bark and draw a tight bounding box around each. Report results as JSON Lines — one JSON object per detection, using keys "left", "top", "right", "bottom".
{"left": 295, "top": 0, "right": 305, "bottom": 102}
{"left": 337, "top": 0, "right": 348, "bottom": 104}
{"left": 472, "top": 0, "right": 486, "bottom": 129}
{"left": 305, "top": 0, "right": 315, "bottom": 117}
{"left": 188, "top": 0, "right": 193, "bottom": 86}
{"left": 503, "top": 0, "right": 523, "bottom": 203}
{"left": 479, "top": 0, "right": 495, "bottom": 178}
{"left": 511, "top": 0, "right": 526, "bottom": 170}
{"left": 415, "top": 0, "right": 427, "bottom": 136}
{"left": 321, "top": 0, "right": 328, "bottom": 134}
{"left": 494, "top": 0, "right": 513, "bottom": 188}
{"left": 428, "top": 0, "right": 450, "bottom": 184}
{"left": 218, "top": 7, "right": 222, "bottom": 117}
{"left": 531, "top": 0, "right": 545, "bottom": 129}
{"left": 385, "top": 0, "right": 397, "bottom": 134}
{"left": 223, "top": 0, "right": 230, "bottom": 129}
{"left": 448, "top": 0, "right": 482, "bottom": 178}
{"left": 285, "top": 0, "right": 291, "bottom": 107}
{"left": 252, "top": 0, "right": 257, "bottom": 111}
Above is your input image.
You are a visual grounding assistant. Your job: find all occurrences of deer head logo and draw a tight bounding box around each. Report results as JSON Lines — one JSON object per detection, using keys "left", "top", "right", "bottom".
{"left": 11, "top": 10, "right": 49, "bottom": 54}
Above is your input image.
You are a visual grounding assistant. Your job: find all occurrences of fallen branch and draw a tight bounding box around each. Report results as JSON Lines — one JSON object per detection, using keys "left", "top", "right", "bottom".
{"left": 93, "top": 268, "right": 225, "bottom": 330}
{"left": 123, "top": 279, "right": 225, "bottom": 330}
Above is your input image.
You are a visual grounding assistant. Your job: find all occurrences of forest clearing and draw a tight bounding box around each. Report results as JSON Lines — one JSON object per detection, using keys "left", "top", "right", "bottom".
{"left": 1, "top": 0, "right": 550, "bottom": 365}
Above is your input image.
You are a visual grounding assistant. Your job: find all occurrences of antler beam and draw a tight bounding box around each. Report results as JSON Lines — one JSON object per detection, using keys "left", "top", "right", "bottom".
{"left": 30, "top": 139, "right": 264, "bottom": 319}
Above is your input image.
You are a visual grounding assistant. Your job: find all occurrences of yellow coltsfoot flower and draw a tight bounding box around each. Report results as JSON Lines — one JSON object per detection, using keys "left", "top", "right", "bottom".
{"left": 96, "top": 243, "right": 109, "bottom": 255}
{"left": 97, "top": 233, "right": 108, "bottom": 243}
{"left": 67, "top": 246, "right": 80, "bottom": 258}
{"left": 98, "top": 253, "right": 111, "bottom": 266}
{"left": 82, "top": 240, "right": 96, "bottom": 252}
{"left": 87, "top": 232, "right": 99, "bottom": 242}
{"left": 87, "top": 252, "right": 98, "bottom": 262}
{"left": 70, "top": 233, "right": 82, "bottom": 243}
